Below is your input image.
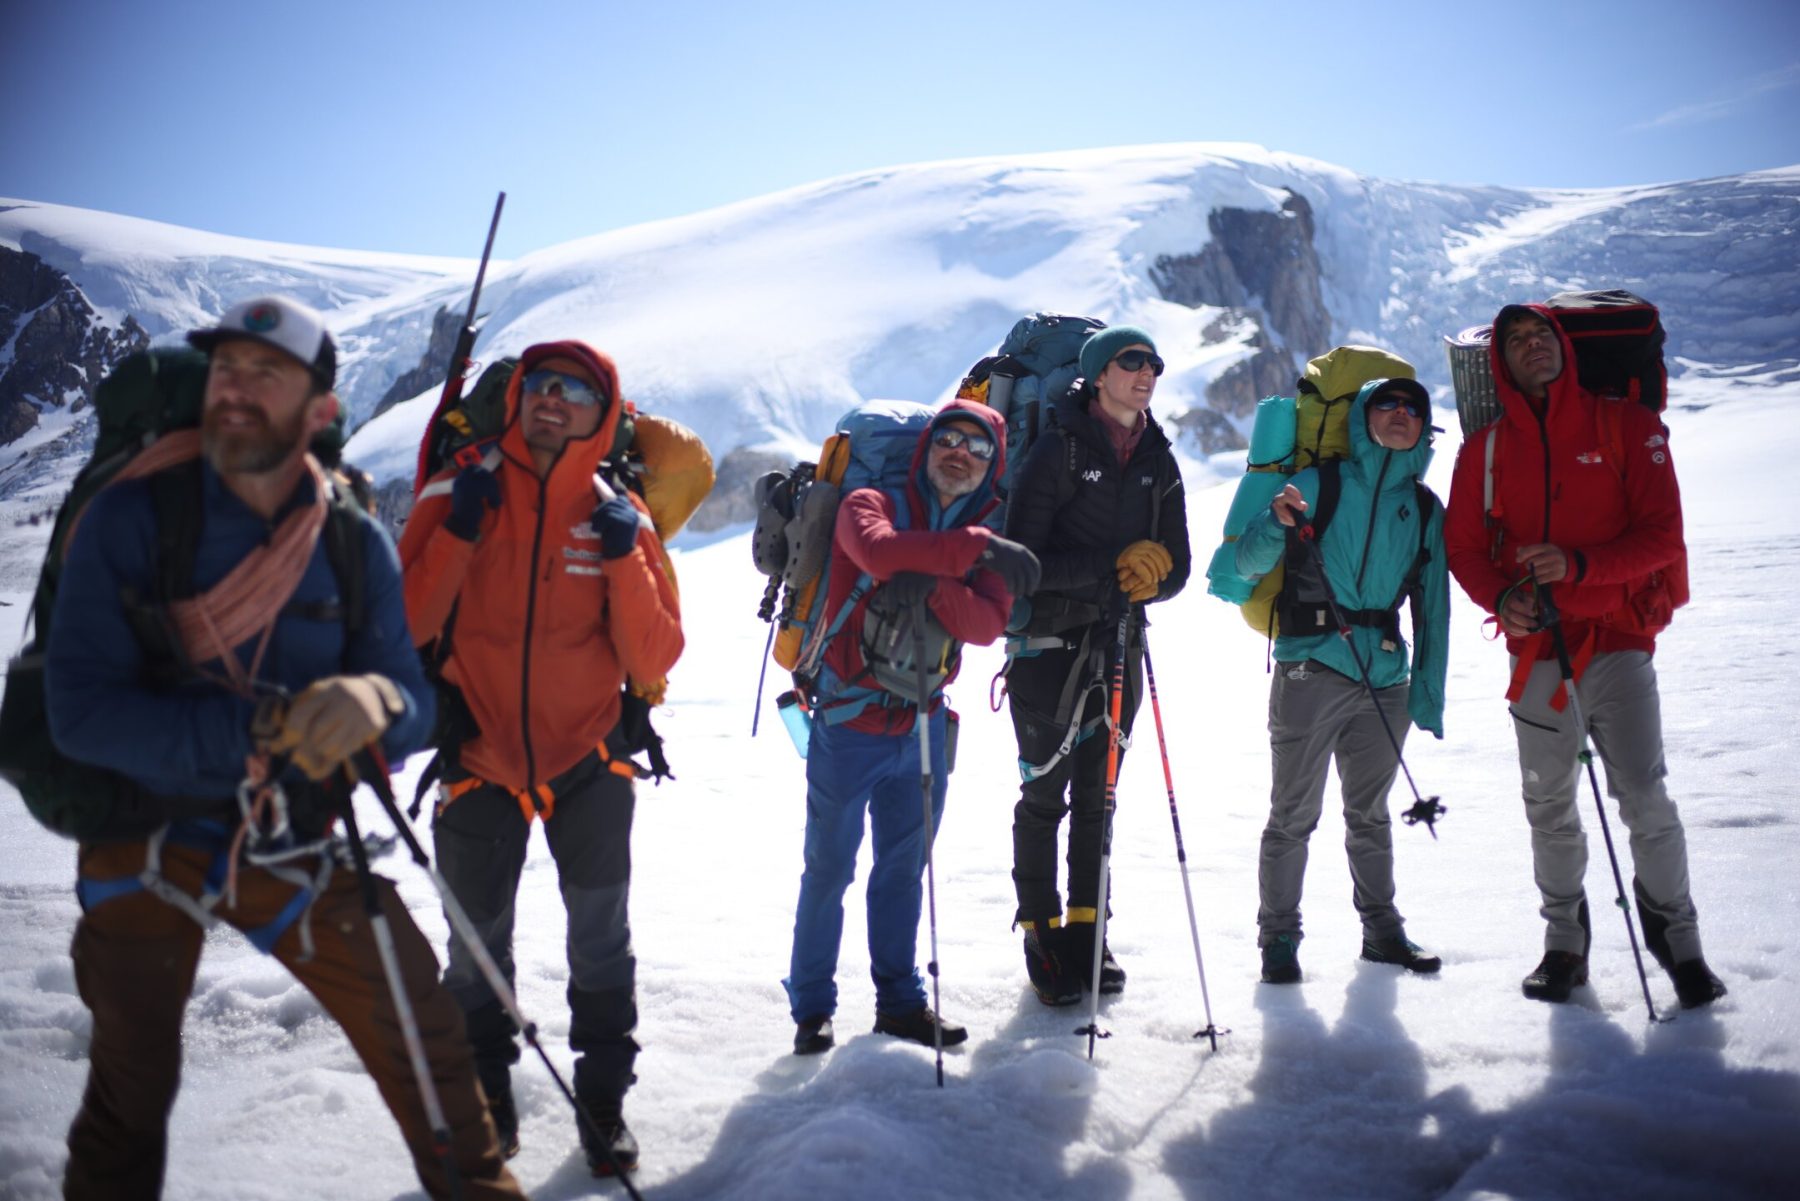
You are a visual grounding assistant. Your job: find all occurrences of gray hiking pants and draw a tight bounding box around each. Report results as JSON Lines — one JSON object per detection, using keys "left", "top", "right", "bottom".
{"left": 1510, "top": 651, "right": 1701, "bottom": 961}
{"left": 1258, "top": 660, "right": 1409, "bottom": 947}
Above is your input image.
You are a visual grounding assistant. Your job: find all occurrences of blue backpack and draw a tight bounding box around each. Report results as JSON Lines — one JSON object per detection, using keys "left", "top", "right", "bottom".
{"left": 957, "top": 313, "right": 1105, "bottom": 501}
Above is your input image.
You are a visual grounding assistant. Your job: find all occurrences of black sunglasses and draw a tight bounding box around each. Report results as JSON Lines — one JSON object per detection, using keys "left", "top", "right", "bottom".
{"left": 1111, "top": 349, "right": 1165, "bottom": 376}
{"left": 1369, "top": 395, "right": 1429, "bottom": 419}
{"left": 931, "top": 427, "right": 996, "bottom": 461}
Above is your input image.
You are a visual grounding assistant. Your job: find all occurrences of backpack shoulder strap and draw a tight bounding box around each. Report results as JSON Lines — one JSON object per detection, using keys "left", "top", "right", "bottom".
{"left": 1311, "top": 457, "right": 1344, "bottom": 537}
{"left": 320, "top": 481, "right": 369, "bottom": 641}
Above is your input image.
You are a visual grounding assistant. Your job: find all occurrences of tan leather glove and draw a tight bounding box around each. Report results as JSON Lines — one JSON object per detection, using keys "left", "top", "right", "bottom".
{"left": 265, "top": 674, "right": 405, "bottom": 781}
{"left": 1115, "top": 540, "right": 1173, "bottom": 598}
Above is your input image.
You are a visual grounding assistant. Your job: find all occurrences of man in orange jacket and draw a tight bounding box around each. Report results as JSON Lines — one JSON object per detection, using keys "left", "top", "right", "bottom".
{"left": 401, "top": 340, "right": 682, "bottom": 1176}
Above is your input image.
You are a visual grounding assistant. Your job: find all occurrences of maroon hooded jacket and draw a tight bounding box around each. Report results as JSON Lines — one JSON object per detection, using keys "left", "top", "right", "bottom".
{"left": 818, "top": 399, "right": 1014, "bottom": 734}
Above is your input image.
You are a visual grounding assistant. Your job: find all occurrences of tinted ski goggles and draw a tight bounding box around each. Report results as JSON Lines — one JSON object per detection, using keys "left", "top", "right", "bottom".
{"left": 930, "top": 426, "right": 997, "bottom": 461}
{"left": 521, "top": 368, "right": 606, "bottom": 408}
{"left": 1110, "top": 349, "right": 1165, "bottom": 376}
{"left": 1368, "top": 394, "right": 1429, "bottom": 419}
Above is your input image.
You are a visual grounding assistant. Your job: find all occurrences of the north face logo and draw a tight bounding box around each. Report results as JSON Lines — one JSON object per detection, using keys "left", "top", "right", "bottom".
{"left": 1081, "top": 469, "right": 1102, "bottom": 483}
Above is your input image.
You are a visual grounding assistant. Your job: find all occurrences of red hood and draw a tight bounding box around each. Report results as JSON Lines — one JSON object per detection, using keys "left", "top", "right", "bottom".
{"left": 1487, "top": 303, "right": 1584, "bottom": 431}
{"left": 901, "top": 398, "right": 1006, "bottom": 529}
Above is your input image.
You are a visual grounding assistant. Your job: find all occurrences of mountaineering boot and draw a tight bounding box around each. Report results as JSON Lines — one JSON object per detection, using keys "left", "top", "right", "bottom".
{"left": 1022, "top": 923, "right": 1082, "bottom": 1007}
{"left": 1522, "top": 951, "right": 1588, "bottom": 1003}
{"left": 1064, "top": 920, "right": 1126, "bottom": 995}
{"left": 1634, "top": 877, "right": 1675, "bottom": 973}
{"left": 873, "top": 1006, "right": 969, "bottom": 1048}
{"left": 1361, "top": 936, "right": 1443, "bottom": 974}
{"left": 1670, "top": 959, "right": 1728, "bottom": 1009}
{"left": 581, "top": 1102, "right": 639, "bottom": 1177}
{"left": 1261, "top": 933, "right": 1301, "bottom": 984}
{"left": 793, "top": 1015, "right": 835, "bottom": 1056}
{"left": 479, "top": 1066, "right": 520, "bottom": 1160}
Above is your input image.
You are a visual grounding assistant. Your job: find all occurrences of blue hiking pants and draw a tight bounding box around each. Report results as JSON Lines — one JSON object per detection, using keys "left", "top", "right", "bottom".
{"left": 784, "top": 708, "right": 948, "bottom": 1022}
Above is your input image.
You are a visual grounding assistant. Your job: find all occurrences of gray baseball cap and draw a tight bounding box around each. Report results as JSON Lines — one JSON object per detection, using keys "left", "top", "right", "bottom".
{"left": 188, "top": 295, "right": 337, "bottom": 390}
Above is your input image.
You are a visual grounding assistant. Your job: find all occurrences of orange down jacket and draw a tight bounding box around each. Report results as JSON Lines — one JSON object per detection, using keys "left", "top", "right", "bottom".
{"left": 399, "top": 340, "right": 683, "bottom": 792}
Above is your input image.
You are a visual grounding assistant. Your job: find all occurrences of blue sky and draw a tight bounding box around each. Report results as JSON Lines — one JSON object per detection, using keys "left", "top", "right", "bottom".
{"left": 3, "top": 0, "right": 1796, "bottom": 259}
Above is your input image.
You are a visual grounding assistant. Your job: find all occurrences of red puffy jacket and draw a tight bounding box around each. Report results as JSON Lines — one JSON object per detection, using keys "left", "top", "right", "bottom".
{"left": 1445, "top": 305, "right": 1685, "bottom": 674}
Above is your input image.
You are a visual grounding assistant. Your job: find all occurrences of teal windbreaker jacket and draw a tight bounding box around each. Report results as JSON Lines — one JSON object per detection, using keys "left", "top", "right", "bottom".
{"left": 1234, "top": 379, "right": 1450, "bottom": 737}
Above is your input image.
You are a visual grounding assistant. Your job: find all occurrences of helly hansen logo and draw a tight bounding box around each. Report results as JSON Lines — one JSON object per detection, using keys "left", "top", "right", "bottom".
{"left": 1081, "top": 469, "right": 1102, "bottom": 483}
{"left": 1141, "top": 475, "right": 1153, "bottom": 485}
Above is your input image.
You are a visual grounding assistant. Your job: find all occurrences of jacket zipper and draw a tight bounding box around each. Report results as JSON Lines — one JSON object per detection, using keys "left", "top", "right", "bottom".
{"left": 519, "top": 473, "right": 550, "bottom": 794}
{"left": 1353, "top": 454, "right": 1392, "bottom": 593}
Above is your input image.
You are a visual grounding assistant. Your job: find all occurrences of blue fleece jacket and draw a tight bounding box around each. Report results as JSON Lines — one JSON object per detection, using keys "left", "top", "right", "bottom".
{"left": 1234, "top": 379, "right": 1450, "bottom": 737}
{"left": 46, "top": 463, "right": 432, "bottom": 801}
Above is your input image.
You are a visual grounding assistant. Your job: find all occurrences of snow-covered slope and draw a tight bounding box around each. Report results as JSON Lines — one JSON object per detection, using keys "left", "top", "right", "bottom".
{"left": 2, "top": 144, "right": 1799, "bottom": 1200}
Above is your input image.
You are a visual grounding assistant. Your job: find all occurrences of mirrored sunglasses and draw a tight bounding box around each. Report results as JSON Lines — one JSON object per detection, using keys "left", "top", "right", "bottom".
{"left": 1111, "top": 349, "right": 1165, "bottom": 376}
{"left": 1369, "top": 394, "right": 1429, "bottom": 419}
{"left": 522, "top": 368, "right": 605, "bottom": 408}
{"left": 931, "top": 427, "right": 996, "bottom": 461}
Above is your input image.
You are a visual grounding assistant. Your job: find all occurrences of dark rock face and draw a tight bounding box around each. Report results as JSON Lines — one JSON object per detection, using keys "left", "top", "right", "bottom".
{"left": 1150, "top": 188, "right": 1330, "bottom": 422}
{"left": 691, "top": 444, "right": 792, "bottom": 533}
{"left": 1169, "top": 406, "right": 1246, "bottom": 456}
{"left": 372, "top": 304, "right": 465, "bottom": 419}
{"left": 0, "top": 246, "right": 148, "bottom": 445}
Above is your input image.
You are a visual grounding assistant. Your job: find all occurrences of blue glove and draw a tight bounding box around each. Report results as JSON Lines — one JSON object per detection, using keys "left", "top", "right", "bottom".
{"left": 444, "top": 466, "right": 500, "bottom": 542}
{"left": 591, "top": 495, "right": 642, "bottom": 560}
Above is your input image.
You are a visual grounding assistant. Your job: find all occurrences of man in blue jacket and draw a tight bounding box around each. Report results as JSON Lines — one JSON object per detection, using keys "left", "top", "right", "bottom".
{"left": 1234, "top": 377, "right": 1448, "bottom": 984}
{"left": 45, "top": 296, "right": 521, "bottom": 1199}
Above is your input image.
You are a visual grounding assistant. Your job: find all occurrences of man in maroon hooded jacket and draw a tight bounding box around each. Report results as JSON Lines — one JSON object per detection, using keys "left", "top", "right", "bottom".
{"left": 783, "top": 400, "right": 1040, "bottom": 1055}
{"left": 1445, "top": 304, "right": 1726, "bottom": 1009}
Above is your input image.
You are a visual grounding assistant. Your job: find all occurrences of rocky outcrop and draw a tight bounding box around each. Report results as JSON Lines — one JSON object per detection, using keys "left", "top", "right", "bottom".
{"left": 0, "top": 246, "right": 147, "bottom": 444}
{"left": 372, "top": 304, "right": 465, "bottom": 419}
{"left": 1150, "top": 188, "right": 1330, "bottom": 420}
{"left": 1169, "top": 406, "right": 1245, "bottom": 456}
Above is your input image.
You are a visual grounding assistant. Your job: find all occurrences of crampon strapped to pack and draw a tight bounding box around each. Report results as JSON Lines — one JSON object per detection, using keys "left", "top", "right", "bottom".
{"left": 0, "top": 347, "right": 372, "bottom": 842}
{"left": 1204, "top": 345, "right": 1418, "bottom": 639}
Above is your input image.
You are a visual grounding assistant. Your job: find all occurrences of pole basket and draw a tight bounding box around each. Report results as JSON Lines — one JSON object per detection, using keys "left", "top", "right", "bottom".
{"left": 1444, "top": 325, "right": 1500, "bottom": 436}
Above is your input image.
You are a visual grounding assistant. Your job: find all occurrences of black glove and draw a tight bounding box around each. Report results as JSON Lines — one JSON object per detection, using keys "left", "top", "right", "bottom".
{"left": 444, "top": 466, "right": 501, "bottom": 542}
{"left": 590, "top": 495, "right": 642, "bottom": 559}
{"left": 879, "top": 571, "right": 938, "bottom": 610}
{"left": 980, "top": 535, "right": 1041, "bottom": 599}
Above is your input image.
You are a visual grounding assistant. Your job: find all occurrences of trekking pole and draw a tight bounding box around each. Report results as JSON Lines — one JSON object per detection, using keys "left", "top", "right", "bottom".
{"left": 1077, "top": 595, "right": 1132, "bottom": 1059}
{"left": 911, "top": 603, "right": 946, "bottom": 1088}
{"left": 1290, "top": 516, "right": 1445, "bottom": 836}
{"left": 1531, "top": 579, "right": 1664, "bottom": 1024}
{"left": 751, "top": 576, "right": 781, "bottom": 735}
{"left": 334, "top": 788, "right": 463, "bottom": 1201}
{"left": 351, "top": 752, "right": 648, "bottom": 1198}
{"left": 1141, "top": 628, "right": 1226, "bottom": 1051}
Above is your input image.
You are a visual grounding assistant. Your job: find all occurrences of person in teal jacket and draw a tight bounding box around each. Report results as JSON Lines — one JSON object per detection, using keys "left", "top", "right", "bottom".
{"left": 1234, "top": 377, "right": 1449, "bottom": 984}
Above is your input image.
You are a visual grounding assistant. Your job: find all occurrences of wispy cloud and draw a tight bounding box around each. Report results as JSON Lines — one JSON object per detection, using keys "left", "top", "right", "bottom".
{"left": 1633, "top": 62, "right": 1800, "bottom": 131}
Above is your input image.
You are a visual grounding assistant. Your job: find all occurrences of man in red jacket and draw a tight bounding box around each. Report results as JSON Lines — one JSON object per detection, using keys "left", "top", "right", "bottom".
{"left": 1445, "top": 304, "right": 1725, "bottom": 1009}
{"left": 785, "top": 401, "right": 1040, "bottom": 1055}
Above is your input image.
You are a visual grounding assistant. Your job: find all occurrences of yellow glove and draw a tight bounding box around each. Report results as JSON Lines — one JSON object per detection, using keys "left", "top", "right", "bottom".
{"left": 1115, "top": 540, "right": 1173, "bottom": 599}
{"left": 265, "top": 674, "right": 404, "bottom": 781}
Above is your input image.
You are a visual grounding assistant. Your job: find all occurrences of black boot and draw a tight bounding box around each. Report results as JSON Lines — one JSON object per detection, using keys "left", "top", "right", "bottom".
{"left": 1065, "top": 921, "right": 1126, "bottom": 995}
{"left": 873, "top": 1006, "right": 968, "bottom": 1047}
{"left": 1361, "top": 936, "right": 1443, "bottom": 974}
{"left": 1261, "top": 933, "right": 1301, "bottom": 984}
{"left": 479, "top": 1066, "right": 520, "bottom": 1160}
{"left": 793, "top": 1015, "right": 835, "bottom": 1056}
{"left": 1022, "top": 924, "right": 1082, "bottom": 1007}
{"left": 1522, "top": 951, "right": 1587, "bottom": 1003}
{"left": 581, "top": 1102, "right": 639, "bottom": 1177}
{"left": 1671, "top": 958, "right": 1728, "bottom": 1009}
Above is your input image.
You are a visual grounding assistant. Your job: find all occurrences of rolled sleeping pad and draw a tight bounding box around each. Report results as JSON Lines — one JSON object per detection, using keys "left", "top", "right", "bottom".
{"left": 986, "top": 372, "right": 1016, "bottom": 419}
{"left": 1207, "top": 472, "right": 1291, "bottom": 602}
{"left": 1445, "top": 325, "right": 1500, "bottom": 436}
{"left": 1247, "top": 394, "right": 1297, "bottom": 468}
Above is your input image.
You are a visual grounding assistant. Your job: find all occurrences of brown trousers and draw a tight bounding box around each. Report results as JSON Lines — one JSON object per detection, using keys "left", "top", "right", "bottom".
{"left": 64, "top": 837, "right": 525, "bottom": 1200}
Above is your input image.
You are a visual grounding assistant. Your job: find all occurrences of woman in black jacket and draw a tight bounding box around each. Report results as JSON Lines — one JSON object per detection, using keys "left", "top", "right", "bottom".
{"left": 1002, "top": 325, "right": 1190, "bottom": 1005}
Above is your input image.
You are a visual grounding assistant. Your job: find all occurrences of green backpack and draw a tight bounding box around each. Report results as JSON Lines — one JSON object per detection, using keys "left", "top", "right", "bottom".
{"left": 0, "top": 348, "right": 369, "bottom": 842}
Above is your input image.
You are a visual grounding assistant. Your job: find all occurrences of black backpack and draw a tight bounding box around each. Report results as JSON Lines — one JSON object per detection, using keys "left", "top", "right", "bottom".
{"left": 0, "top": 348, "right": 369, "bottom": 842}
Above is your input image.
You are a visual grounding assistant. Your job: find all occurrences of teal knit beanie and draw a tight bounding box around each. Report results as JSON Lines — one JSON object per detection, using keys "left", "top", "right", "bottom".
{"left": 1079, "top": 325, "right": 1157, "bottom": 383}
